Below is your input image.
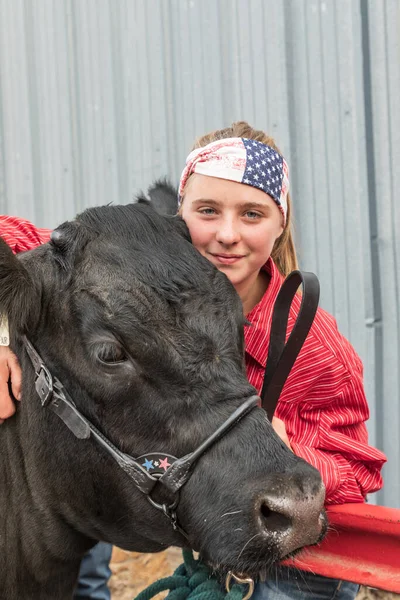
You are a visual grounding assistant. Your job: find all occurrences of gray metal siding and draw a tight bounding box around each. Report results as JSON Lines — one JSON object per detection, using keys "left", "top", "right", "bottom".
{"left": 366, "top": 0, "right": 400, "bottom": 506}
{"left": 0, "top": 0, "right": 398, "bottom": 507}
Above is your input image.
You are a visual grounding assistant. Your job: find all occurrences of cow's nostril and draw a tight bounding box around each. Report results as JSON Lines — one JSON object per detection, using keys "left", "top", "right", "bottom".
{"left": 260, "top": 503, "right": 271, "bottom": 519}
{"left": 259, "top": 501, "right": 292, "bottom": 532}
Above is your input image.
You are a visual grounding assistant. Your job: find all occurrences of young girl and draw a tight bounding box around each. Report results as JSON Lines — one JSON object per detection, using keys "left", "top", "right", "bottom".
{"left": 0, "top": 122, "right": 386, "bottom": 600}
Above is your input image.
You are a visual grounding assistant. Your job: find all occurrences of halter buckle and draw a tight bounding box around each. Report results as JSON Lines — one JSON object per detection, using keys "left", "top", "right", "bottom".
{"left": 225, "top": 572, "right": 254, "bottom": 600}
{"left": 35, "top": 365, "right": 53, "bottom": 407}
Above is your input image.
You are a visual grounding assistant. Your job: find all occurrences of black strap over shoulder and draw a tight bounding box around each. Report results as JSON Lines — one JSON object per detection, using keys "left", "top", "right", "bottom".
{"left": 260, "top": 270, "right": 320, "bottom": 420}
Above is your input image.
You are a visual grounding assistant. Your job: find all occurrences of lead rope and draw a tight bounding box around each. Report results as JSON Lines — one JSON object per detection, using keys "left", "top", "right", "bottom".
{"left": 134, "top": 550, "right": 252, "bottom": 600}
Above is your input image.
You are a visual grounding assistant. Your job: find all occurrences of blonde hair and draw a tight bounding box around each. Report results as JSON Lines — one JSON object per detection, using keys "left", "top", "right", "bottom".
{"left": 188, "top": 121, "right": 298, "bottom": 277}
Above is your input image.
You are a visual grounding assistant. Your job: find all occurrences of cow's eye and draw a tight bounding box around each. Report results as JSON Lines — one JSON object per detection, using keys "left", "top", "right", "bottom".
{"left": 96, "top": 342, "right": 127, "bottom": 365}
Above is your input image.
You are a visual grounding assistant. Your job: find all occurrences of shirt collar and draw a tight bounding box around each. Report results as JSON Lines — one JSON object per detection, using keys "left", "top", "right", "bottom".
{"left": 244, "top": 258, "right": 284, "bottom": 367}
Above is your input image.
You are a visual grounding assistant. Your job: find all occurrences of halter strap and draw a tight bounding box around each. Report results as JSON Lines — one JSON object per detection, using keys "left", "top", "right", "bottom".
{"left": 22, "top": 335, "right": 259, "bottom": 538}
{"left": 260, "top": 271, "right": 320, "bottom": 420}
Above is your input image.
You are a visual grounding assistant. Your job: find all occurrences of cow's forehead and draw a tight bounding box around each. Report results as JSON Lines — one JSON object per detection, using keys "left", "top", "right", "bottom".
{"left": 70, "top": 240, "right": 243, "bottom": 344}
{"left": 70, "top": 257, "right": 244, "bottom": 363}
{"left": 77, "top": 230, "right": 226, "bottom": 297}
{"left": 76, "top": 272, "right": 164, "bottom": 319}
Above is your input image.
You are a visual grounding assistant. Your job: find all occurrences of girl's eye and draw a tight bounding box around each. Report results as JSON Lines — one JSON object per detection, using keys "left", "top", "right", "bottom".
{"left": 198, "top": 207, "right": 216, "bottom": 215}
{"left": 244, "top": 211, "right": 262, "bottom": 219}
{"left": 97, "top": 342, "right": 127, "bottom": 365}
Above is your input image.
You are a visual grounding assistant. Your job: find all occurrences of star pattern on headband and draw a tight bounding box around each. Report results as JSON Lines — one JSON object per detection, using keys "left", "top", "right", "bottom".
{"left": 242, "top": 138, "right": 284, "bottom": 204}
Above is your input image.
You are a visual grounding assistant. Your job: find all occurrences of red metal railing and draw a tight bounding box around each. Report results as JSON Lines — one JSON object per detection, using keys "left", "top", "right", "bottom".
{"left": 284, "top": 504, "right": 400, "bottom": 593}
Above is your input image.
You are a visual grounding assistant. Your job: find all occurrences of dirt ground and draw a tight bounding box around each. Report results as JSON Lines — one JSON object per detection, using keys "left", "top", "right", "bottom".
{"left": 109, "top": 548, "right": 399, "bottom": 600}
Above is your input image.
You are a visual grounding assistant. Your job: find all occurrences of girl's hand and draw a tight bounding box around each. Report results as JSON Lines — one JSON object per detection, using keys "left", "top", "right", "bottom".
{"left": 272, "top": 416, "right": 292, "bottom": 451}
{"left": 0, "top": 346, "right": 21, "bottom": 424}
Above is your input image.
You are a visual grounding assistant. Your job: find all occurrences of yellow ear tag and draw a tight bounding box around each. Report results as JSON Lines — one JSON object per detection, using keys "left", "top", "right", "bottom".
{"left": 0, "top": 315, "right": 10, "bottom": 346}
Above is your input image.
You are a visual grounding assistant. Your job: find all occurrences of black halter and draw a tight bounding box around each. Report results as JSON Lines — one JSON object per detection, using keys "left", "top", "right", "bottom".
{"left": 22, "top": 269, "right": 319, "bottom": 540}
{"left": 22, "top": 335, "right": 259, "bottom": 539}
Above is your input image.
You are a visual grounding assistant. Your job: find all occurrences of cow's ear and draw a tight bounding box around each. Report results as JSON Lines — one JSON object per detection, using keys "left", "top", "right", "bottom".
{"left": 0, "top": 237, "right": 40, "bottom": 335}
{"left": 146, "top": 179, "right": 178, "bottom": 216}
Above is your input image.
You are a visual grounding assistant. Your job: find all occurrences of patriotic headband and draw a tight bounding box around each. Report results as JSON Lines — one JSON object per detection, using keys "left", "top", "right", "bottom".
{"left": 178, "top": 137, "right": 289, "bottom": 222}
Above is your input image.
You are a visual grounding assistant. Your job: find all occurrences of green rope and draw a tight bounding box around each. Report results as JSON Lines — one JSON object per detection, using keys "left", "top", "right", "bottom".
{"left": 135, "top": 550, "right": 249, "bottom": 600}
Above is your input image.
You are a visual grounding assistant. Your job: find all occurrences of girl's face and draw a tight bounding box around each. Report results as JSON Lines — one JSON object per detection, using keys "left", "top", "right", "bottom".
{"left": 180, "top": 174, "right": 284, "bottom": 300}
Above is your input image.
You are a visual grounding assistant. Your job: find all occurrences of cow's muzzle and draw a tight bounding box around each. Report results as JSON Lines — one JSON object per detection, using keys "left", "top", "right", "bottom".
{"left": 254, "top": 472, "right": 327, "bottom": 557}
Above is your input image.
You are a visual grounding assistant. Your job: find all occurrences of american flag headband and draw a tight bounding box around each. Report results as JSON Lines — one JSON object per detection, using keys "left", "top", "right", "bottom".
{"left": 178, "top": 137, "right": 289, "bottom": 223}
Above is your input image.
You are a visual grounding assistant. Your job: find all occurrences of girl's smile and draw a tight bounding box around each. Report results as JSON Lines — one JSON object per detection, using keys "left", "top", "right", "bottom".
{"left": 209, "top": 252, "right": 246, "bottom": 265}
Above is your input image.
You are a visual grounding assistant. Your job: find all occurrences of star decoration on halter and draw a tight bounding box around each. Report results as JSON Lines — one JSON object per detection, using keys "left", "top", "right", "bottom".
{"left": 159, "top": 457, "right": 171, "bottom": 471}
{"left": 142, "top": 458, "right": 154, "bottom": 471}
{"left": 140, "top": 453, "right": 175, "bottom": 475}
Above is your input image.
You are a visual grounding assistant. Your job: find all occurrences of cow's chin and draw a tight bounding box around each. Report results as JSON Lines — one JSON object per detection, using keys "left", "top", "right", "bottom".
{"left": 102, "top": 536, "right": 168, "bottom": 554}
{"left": 201, "top": 546, "right": 303, "bottom": 581}
{"left": 198, "top": 515, "right": 328, "bottom": 580}
{"left": 205, "top": 530, "right": 326, "bottom": 581}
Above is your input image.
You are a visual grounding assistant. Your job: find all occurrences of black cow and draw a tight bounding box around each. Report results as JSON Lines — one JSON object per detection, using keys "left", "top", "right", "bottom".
{"left": 0, "top": 186, "right": 326, "bottom": 599}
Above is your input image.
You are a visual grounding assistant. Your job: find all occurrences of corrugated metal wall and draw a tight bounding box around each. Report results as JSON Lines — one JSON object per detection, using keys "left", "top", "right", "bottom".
{"left": 0, "top": 0, "right": 398, "bottom": 507}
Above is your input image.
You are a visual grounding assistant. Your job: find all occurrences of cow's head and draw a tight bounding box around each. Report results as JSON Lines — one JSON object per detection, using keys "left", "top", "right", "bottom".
{"left": 0, "top": 187, "right": 326, "bottom": 577}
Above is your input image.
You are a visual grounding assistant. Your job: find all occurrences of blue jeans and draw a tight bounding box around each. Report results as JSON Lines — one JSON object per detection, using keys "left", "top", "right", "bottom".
{"left": 73, "top": 542, "right": 113, "bottom": 600}
{"left": 252, "top": 567, "right": 359, "bottom": 600}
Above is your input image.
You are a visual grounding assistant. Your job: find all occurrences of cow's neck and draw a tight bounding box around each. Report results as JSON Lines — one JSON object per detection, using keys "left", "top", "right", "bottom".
{"left": 0, "top": 351, "right": 104, "bottom": 598}
{"left": 0, "top": 416, "right": 96, "bottom": 598}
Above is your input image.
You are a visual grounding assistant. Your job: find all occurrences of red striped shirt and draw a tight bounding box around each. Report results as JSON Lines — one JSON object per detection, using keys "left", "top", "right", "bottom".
{"left": 0, "top": 215, "right": 51, "bottom": 252}
{"left": 245, "top": 259, "right": 386, "bottom": 504}
{"left": 1, "top": 215, "right": 386, "bottom": 505}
